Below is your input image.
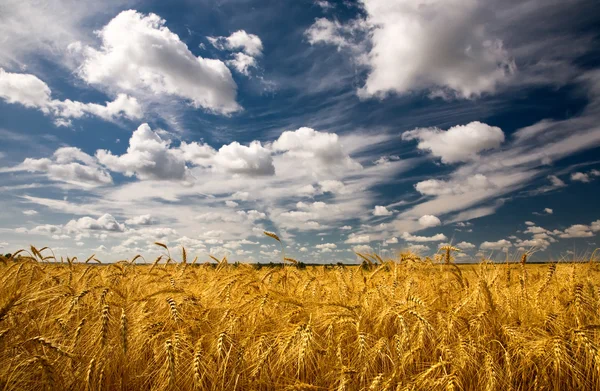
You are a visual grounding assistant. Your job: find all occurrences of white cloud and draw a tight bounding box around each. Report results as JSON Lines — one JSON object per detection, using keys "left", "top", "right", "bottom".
{"left": 480, "top": 239, "right": 512, "bottom": 250}
{"left": 214, "top": 141, "right": 274, "bottom": 176}
{"left": 0, "top": 68, "right": 143, "bottom": 123}
{"left": 544, "top": 208, "right": 553, "bottom": 215}
{"left": 373, "top": 206, "right": 392, "bottom": 216}
{"left": 305, "top": 18, "right": 365, "bottom": 52}
{"left": 385, "top": 237, "right": 398, "bottom": 244}
{"left": 316, "top": 243, "right": 337, "bottom": 250}
{"left": 22, "top": 210, "right": 38, "bottom": 216}
{"left": 548, "top": 175, "right": 566, "bottom": 187}
{"left": 456, "top": 241, "right": 475, "bottom": 250}
{"left": 18, "top": 147, "right": 112, "bottom": 187}
{"left": 418, "top": 215, "right": 441, "bottom": 228}
{"left": 125, "top": 214, "right": 157, "bottom": 226}
{"left": 405, "top": 244, "right": 429, "bottom": 253}
{"left": 273, "top": 127, "right": 361, "bottom": 172}
{"left": 415, "top": 174, "right": 496, "bottom": 196}
{"left": 208, "top": 30, "right": 263, "bottom": 57}
{"left": 401, "top": 232, "right": 447, "bottom": 242}
{"left": 559, "top": 224, "right": 594, "bottom": 238}
{"left": 525, "top": 221, "right": 535, "bottom": 226}
{"left": 0, "top": 68, "right": 51, "bottom": 108}
{"left": 314, "top": 1, "right": 334, "bottom": 10}
{"left": 571, "top": 172, "right": 590, "bottom": 182}
{"left": 352, "top": 244, "right": 373, "bottom": 254}
{"left": 402, "top": 122, "right": 505, "bottom": 164}
{"left": 65, "top": 214, "right": 125, "bottom": 232}
{"left": 227, "top": 53, "right": 258, "bottom": 76}
{"left": 359, "top": 0, "right": 514, "bottom": 98}
{"left": 319, "top": 180, "right": 348, "bottom": 194}
{"left": 77, "top": 10, "right": 240, "bottom": 114}
{"left": 340, "top": 225, "right": 352, "bottom": 230}
{"left": 345, "top": 233, "right": 371, "bottom": 244}
{"left": 225, "top": 200, "right": 238, "bottom": 208}
{"left": 96, "top": 123, "right": 189, "bottom": 181}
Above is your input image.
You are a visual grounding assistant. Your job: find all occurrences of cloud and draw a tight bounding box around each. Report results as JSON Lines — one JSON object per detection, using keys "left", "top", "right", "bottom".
{"left": 345, "top": 233, "right": 371, "bottom": 244}
{"left": 406, "top": 244, "right": 429, "bottom": 253}
{"left": 16, "top": 147, "right": 112, "bottom": 187}
{"left": 544, "top": 208, "right": 553, "bottom": 215}
{"left": 22, "top": 210, "right": 38, "bottom": 216}
{"left": 96, "top": 124, "right": 189, "bottom": 181}
{"left": 65, "top": 214, "right": 125, "bottom": 232}
{"left": 125, "top": 214, "right": 157, "bottom": 226}
{"left": 208, "top": 30, "right": 263, "bottom": 57}
{"left": 76, "top": 10, "right": 240, "bottom": 114}
{"left": 480, "top": 239, "right": 512, "bottom": 250}
{"left": 571, "top": 172, "right": 590, "bottom": 182}
{"left": 415, "top": 174, "right": 496, "bottom": 196}
{"left": 402, "top": 122, "right": 505, "bottom": 164}
{"left": 373, "top": 206, "right": 392, "bottom": 216}
{"left": 352, "top": 244, "right": 373, "bottom": 254}
{"left": 305, "top": 18, "right": 367, "bottom": 53}
{"left": 272, "top": 127, "right": 361, "bottom": 171}
{"left": 307, "top": 0, "right": 514, "bottom": 99}
{"left": 316, "top": 243, "right": 337, "bottom": 251}
{"left": 0, "top": 68, "right": 142, "bottom": 124}
{"left": 548, "top": 175, "right": 566, "bottom": 187}
{"left": 559, "top": 224, "right": 594, "bottom": 238}
{"left": 456, "top": 241, "right": 475, "bottom": 250}
{"left": 227, "top": 53, "right": 258, "bottom": 76}
{"left": 385, "top": 237, "right": 398, "bottom": 244}
{"left": 418, "top": 215, "right": 441, "bottom": 228}
{"left": 214, "top": 141, "right": 274, "bottom": 176}
{"left": 401, "top": 232, "right": 447, "bottom": 242}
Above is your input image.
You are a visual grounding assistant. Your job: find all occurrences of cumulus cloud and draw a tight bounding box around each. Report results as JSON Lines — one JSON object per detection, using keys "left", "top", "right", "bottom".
{"left": 480, "top": 239, "right": 512, "bottom": 250}
{"left": 96, "top": 123, "right": 189, "bottom": 181}
{"left": 415, "top": 174, "right": 496, "bottom": 196}
{"left": 418, "top": 215, "right": 441, "bottom": 228}
{"left": 65, "top": 214, "right": 125, "bottom": 232}
{"left": 402, "top": 122, "right": 505, "bottom": 163}
{"left": 125, "top": 214, "right": 157, "bottom": 225}
{"left": 571, "top": 172, "right": 590, "bottom": 182}
{"left": 456, "top": 241, "right": 475, "bottom": 250}
{"left": 373, "top": 206, "right": 392, "bottom": 216}
{"left": 227, "top": 53, "right": 258, "bottom": 76}
{"left": 22, "top": 210, "right": 38, "bottom": 216}
{"left": 208, "top": 30, "right": 263, "bottom": 57}
{"left": 0, "top": 68, "right": 142, "bottom": 123}
{"left": 559, "top": 224, "right": 594, "bottom": 238}
{"left": 307, "top": 0, "right": 515, "bottom": 99}
{"left": 352, "top": 244, "right": 373, "bottom": 254}
{"left": 345, "top": 233, "right": 371, "bottom": 244}
{"left": 401, "top": 232, "right": 447, "bottom": 242}
{"left": 76, "top": 10, "right": 240, "bottom": 114}
{"left": 272, "top": 127, "right": 361, "bottom": 171}
{"left": 17, "top": 147, "right": 112, "bottom": 187}
{"left": 214, "top": 141, "right": 274, "bottom": 176}
{"left": 304, "top": 18, "right": 367, "bottom": 53}
{"left": 316, "top": 243, "right": 337, "bottom": 251}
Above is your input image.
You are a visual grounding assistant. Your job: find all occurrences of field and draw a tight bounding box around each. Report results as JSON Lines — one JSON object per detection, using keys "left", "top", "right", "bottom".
{"left": 1, "top": 248, "right": 600, "bottom": 390}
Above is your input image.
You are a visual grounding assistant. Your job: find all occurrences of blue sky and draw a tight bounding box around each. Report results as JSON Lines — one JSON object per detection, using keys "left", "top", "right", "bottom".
{"left": 1, "top": 0, "right": 600, "bottom": 263}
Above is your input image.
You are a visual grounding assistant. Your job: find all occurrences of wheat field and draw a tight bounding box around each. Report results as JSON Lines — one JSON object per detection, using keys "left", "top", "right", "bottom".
{"left": 1, "top": 246, "right": 600, "bottom": 391}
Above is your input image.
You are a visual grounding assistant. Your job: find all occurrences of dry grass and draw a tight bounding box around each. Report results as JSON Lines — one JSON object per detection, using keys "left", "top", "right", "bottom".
{"left": 1, "top": 248, "right": 600, "bottom": 390}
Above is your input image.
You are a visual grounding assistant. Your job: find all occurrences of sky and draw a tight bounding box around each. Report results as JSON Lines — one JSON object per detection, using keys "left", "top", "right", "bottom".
{"left": 0, "top": 0, "right": 599, "bottom": 263}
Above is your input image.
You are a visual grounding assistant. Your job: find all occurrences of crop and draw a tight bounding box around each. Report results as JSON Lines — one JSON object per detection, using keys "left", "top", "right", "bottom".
{"left": 1, "top": 246, "right": 600, "bottom": 390}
